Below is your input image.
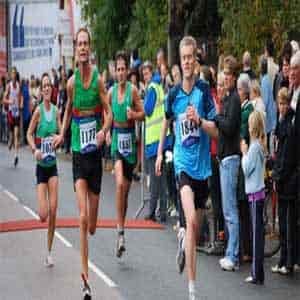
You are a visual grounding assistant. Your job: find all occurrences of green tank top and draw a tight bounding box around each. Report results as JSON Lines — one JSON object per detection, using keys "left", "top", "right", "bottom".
{"left": 111, "top": 82, "right": 136, "bottom": 164}
{"left": 36, "top": 102, "right": 58, "bottom": 167}
{"left": 71, "top": 67, "right": 102, "bottom": 153}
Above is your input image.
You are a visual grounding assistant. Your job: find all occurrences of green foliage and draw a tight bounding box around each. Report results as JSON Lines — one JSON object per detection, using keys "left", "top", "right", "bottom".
{"left": 218, "top": 0, "right": 300, "bottom": 62}
{"left": 125, "top": 0, "right": 168, "bottom": 62}
{"left": 79, "top": 0, "right": 167, "bottom": 68}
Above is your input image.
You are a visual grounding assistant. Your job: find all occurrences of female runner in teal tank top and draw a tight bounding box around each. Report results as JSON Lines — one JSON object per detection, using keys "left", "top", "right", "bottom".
{"left": 27, "top": 73, "right": 62, "bottom": 267}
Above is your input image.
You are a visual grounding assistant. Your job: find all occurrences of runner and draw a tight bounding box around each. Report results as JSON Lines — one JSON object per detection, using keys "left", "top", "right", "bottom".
{"left": 106, "top": 51, "right": 144, "bottom": 258}
{"left": 155, "top": 36, "right": 217, "bottom": 300}
{"left": 3, "top": 67, "right": 23, "bottom": 167}
{"left": 27, "top": 72, "right": 61, "bottom": 267}
{"left": 53, "top": 28, "right": 112, "bottom": 300}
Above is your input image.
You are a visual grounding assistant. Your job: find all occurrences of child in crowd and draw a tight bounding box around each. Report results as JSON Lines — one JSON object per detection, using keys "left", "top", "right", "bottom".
{"left": 271, "top": 87, "right": 298, "bottom": 275}
{"left": 241, "top": 110, "right": 266, "bottom": 284}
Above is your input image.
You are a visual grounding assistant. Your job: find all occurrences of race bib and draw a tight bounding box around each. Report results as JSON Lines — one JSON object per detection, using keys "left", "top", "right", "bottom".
{"left": 11, "top": 104, "right": 19, "bottom": 117}
{"left": 118, "top": 133, "right": 132, "bottom": 157}
{"left": 79, "top": 119, "right": 97, "bottom": 154}
{"left": 41, "top": 136, "right": 56, "bottom": 163}
{"left": 179, "top": 113, "right": 200, "bottom": 147}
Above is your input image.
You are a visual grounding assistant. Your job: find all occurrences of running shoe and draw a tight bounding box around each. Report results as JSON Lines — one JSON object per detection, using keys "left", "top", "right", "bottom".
{"left": 189, "top": 291, "right": 197, "bottom": 300}
{"left": 45, "top": 255, "right": 54, "bottom": 268}
{"left": 219, "top": 257, "right": 239, "bottom": 271}
{"left": 82, "top": 274, "right": 92, "bottom": 300}
{"left": 176, "top": 228, "right": 185, "bottom": 274}
{"left": 116, "top": 235, "right": 126, "bottom": 258}
{"left": 14, "top": 156, "right": 18, "bottom": 167}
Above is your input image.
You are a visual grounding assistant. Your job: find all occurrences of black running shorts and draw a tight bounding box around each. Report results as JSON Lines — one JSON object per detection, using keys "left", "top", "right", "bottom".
{"left": 177, "top": 172, "right": 208, "bottom": 210}
{"left": 36, "top": 164, "right": 58, "bottom": 185}
{"left": 72, "top": 150, "right": 102, "bottom": 195}
{"left": 114, "top": 151, "right": 135, "bottom": 182}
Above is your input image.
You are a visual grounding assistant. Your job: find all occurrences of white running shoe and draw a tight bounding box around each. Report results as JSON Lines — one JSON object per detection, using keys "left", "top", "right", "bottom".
{"left": 219, "top": 257, "right": 239, "bottom": 271}
{"left": 82, "top": 274, "right": 92, "bottom": 300}
{"left": 176, "top": 228, "right": 185, "bottom": 274}
{"left": 45, "top": 255, "right": 54, "bottom": 268}
{"left": 189, "top": 291, "right": 197, "bottom": 300}
{"left": 116, "top": 235, "right": 126, "bottom": 258}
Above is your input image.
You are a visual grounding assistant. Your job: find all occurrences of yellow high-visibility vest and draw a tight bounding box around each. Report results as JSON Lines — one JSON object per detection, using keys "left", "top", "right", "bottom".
{"left": 145, "top": 82, "right": 166, "bottom": 146}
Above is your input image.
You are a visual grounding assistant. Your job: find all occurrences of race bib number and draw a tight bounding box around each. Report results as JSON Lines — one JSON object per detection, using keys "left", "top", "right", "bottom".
{"left": 41, "top": 137, "right": 56, "bottom": 163}
{"left": 118, "top": 133, "right": 132, "bottom": 157}
{"left": 179, "top": 113, "right": 200, "bottom": 147}
{"left": 79, "top": 119, "right": 97, "bottom": 154}
{"left": 11, "top": 104, "right": 19, "bottom": 117}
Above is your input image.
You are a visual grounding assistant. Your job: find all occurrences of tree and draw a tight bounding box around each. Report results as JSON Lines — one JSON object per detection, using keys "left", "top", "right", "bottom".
{"left": 218, "top": 0, "right": 300, "bottom": 62}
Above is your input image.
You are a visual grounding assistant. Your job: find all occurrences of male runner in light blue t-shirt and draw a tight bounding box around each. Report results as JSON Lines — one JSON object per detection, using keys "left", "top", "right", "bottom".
{"left": 156, "top": 36, "right": 218, "bottom": 300}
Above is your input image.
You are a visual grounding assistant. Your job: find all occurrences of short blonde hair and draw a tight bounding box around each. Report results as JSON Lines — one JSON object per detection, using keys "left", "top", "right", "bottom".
{"left": 277, "top": 87, "right": 289, "bottom": 103}
{"left": 248, "top": 110, "right": 267, "bottom": 153}
{"left": 250, "top": 80, "right": 261, "bottom": 97}
{"left": 179, "top": 36, "right": 197, "bottom": 56}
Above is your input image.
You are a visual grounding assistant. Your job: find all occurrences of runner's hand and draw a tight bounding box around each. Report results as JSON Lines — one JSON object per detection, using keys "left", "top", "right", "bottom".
{"left": 127, "top": 107, "right": 135, "bottom": 120}
{"left": 34, "top": 149, "right": 42, "bottom": 161}
{"left": 96, "top": 129, "right": 105, "bottom": 146}
{"left": 155, "top": 154, "right": 163, "bottom": 176}
{"left": 53, "top": 134, "right": 64, "bottom": 148}
{"left": 186, "top": 105, "right": 199, "bottom": 124}
{"left": 105, "top": 131, "right": 112, "bottom": 146}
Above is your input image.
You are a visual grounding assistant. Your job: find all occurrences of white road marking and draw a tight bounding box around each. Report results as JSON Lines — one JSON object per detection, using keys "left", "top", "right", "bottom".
{"left": 4, "top": 189, "right": 19, "bottom": 203}
{"left": 89, "top": 260, "right": 117, "bottom": 288}
{"left": 3, "top": 187, "right": 118, "bottom": 288}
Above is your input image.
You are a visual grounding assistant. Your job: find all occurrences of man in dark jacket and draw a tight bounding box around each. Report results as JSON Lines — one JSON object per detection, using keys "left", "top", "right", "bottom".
{"left": 290, "top": 51, "right": 300, "bottom": 270}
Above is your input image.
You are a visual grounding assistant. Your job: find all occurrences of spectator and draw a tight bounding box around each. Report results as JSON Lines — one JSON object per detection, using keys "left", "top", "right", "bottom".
{"left": 237, "top": 73, "right": 254, "bottom": 264}
{"left": 271, "top": 87, "right": 298, "bottom": 275}
{"left": 241, "top": 111, "right": 266, "bottom": 285}
{"left": 290, "top": 51, "right": 300, "bottom": 271}
{"left": 160, "top": 64, "right": 173, "bottom": 94}
{"left": 171, "top": 64, "right": 182, "bottom": 85}
{"left": 142, "top": 60, "right": 172, "bottom": 222}
{"left": 250, "top": 80, "right": 266, "bottom": 116}
{"left": 264, "top": 39, "right": 279, "bottom": 88}
{"left": 205, "top": 71, "right": 225, "bottom": 255}
{"left": 260, "top": 57, "right": 277, "bottom": 149}
{"left": 21, "top": 79, "right": 31, "bottom": 145}
{"left": 214, "top": 55, "right": 241, "bottom": 271}
{"left": 0, "top": 76, "right": 8, "bottom": 142}
{"left": 241, "top": 51, "right": 256, "bottom": 80}
{"left": 273, "top": 53, "right": 290, "bottom": 101}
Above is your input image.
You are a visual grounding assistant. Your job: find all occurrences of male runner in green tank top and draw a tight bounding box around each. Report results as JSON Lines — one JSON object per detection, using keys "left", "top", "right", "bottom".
{"left": 54, "top": 28, "right": 112, "bottom": 300}
{"left": 106, "top": 51, "right": 144, "bottom": 258}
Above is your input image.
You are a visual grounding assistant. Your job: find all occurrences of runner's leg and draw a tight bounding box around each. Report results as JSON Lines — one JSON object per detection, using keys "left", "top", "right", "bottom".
{"left": 75, "top": 179, "right": 89, "bottom": 279}
{"left": 87, "top": 190, "right": 100, "bottom": 235}
{"left": 37, "top": 183, "right": 48, "bottom": 222}
{"left": 47, "top": 176, "right": 58, "bottom": 252}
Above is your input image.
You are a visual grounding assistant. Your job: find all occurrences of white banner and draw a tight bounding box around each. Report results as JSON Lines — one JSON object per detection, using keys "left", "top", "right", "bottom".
{"left": 10, "top": 2, "right": 59, "bottom": 78}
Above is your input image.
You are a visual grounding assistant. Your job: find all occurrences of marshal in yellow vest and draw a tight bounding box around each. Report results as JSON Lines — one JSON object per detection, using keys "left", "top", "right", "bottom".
{"left": 145, "top": 82, "right": 168, "bottom": 146}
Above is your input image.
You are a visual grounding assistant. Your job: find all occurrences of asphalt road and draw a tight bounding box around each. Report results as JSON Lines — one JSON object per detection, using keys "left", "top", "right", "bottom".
{"left": 1, "top": 143, "right": 299, "bottom": 300}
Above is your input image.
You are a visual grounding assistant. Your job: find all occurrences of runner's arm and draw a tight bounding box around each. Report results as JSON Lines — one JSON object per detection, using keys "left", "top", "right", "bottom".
{"left": 155, "top": 117, "right": 170, "bottom": 176}
{"left": 199, "top": 118, "right": 219, "bottom": 138}
{"left": 98, "top": 76, "right": 112, "bottom": 133}
{"left": 3, "top": 85, "right": 11, "bottom": 105}
{"left": 131, "top": 85, "right": 145, "bottom": 121}
{"left": 61, "top": 77, "right": 74, "bottom": 136}
{"left": 53, "top": 76, "right": 73, "bottom": 147}
{"left": 27, "top": 107, "right": 40, "bottom": 152}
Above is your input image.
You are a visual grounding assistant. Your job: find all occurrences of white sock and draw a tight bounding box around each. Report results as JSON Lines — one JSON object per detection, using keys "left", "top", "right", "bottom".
{"left": 189, "top": 281, "right": 195, "bottom": 294}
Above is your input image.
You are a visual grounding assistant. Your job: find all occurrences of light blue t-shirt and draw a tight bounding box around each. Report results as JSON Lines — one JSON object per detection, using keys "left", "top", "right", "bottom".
{"left": 165, "top": 80, "right": 216, "bottom": 180}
